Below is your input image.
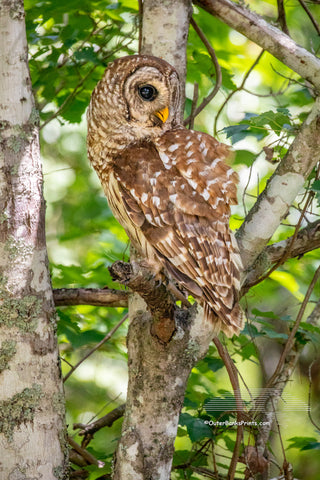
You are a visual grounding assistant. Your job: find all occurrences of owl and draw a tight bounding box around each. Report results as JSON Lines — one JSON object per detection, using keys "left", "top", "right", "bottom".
{"left": 87, "top": 54, "right": 243, "bottom": 337}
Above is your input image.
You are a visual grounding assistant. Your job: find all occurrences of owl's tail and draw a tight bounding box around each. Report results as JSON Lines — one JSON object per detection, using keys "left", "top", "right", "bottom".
{"left": 204, "top": 302, "right": 244, "bottom": 338}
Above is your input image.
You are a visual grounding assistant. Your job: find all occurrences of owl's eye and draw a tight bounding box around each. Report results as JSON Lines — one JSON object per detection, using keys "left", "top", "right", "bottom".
{"left": 138, "top": 84, "right": 158, "bottom": 101}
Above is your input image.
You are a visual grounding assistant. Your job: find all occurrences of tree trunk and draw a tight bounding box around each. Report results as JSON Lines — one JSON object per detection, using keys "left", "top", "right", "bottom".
{"left": 0, "top": 1, "right": 68, "bottom": 478}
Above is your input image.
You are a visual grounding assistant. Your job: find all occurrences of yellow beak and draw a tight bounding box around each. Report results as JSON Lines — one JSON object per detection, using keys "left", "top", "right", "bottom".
{"left": 154, "top": 106, "right": 169, "bottom": 123}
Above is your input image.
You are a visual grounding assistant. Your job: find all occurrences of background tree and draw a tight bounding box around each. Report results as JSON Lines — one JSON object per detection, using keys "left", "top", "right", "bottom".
{"left": 0, "top": 0, "right": 68, "bottom": 478}
{"left": 2, "top": 0, "right": 320, "bottom": 479}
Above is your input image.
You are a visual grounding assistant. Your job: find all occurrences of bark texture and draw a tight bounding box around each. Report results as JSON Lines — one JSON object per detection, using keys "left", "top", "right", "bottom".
{"left": 113, "top": 294, "right": 213, "bottom": 480}
{"left": 0, "top": 1, "right": 67, "bottom": 478}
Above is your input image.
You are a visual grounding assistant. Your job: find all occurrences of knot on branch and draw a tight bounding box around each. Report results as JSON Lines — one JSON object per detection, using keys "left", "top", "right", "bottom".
{"left": 108, "top": 260, "right": 178, "bottom": 343}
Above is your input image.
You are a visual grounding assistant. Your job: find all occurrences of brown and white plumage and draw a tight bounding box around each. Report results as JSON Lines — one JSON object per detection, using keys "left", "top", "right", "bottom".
{"left": 87, "top": 54, "right": 244, "bottom": 336}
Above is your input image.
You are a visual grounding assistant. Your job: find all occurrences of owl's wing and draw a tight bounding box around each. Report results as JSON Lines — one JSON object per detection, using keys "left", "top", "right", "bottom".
{"left": 113, "top": 131, "right": 242, "bottom": 334}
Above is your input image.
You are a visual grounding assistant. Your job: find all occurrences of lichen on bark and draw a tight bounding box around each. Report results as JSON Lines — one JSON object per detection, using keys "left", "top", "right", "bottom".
{"left": 0, "top": 339, "right": 16, "bottom": 372}
{"left": 0, "top": 384, "right": 43, "bottom": 442}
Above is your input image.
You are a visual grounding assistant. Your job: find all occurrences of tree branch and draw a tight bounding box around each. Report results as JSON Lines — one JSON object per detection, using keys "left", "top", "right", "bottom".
{"left": 68, "top": 436, "right": 105, "bottom": 467}
{"left": 74, "top": 403, "right": 126, "bottom": 439}
{"left": 243, "top": 219, "right": 320, "bottom": 291}
{"left": 53, "top": 287, "right": 128, "bottom": 308}
{"left": 277, "top": 0, "right": 289, "bottom": 35}
{"left": 298, "top": 0, "right": 320, "bottom": 36}
{"left": 109, "top": 260, "right": 178, "bottom": 343}
{"left": 236, "top": 96, "right": 320, "bottom": 270}
{"left": 195, "top": 0, "right": 320, "bottom": 92}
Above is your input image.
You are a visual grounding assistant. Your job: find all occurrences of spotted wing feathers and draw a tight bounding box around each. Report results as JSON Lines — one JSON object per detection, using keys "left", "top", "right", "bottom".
{"left": 113, "top": 128, "right": 243, "bottom": 336}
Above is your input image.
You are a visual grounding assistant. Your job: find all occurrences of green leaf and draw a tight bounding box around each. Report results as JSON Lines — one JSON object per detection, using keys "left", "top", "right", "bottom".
{"left": 172, "top": 449, "right": 191, "bottom": 466}
{"left": 220, "top": 66, "right": 237, "bottom": 91}
{"left": 234, "top": 149, "right": 256, "bottom": 166}
{"left": 57, "top": 309, "right": 81, "bottom": 337}
{"left": 223, "top": 124, "right": 250, "bottom": 143}
{"left": 179, "top": 413, "right": 214, "bottom": 442}
{"left": 203, "top": 357, "right": 225, "bottom": 373}
{"left": 301, "top": 442, "right": 320, "bottom": 451}
{"left": 261, "top": 328, "right": 288, "bottom": 340}
{"left": 312, "top": 180, "right": 320, "bottom": 192}
{"left": 252, "top": 309, "right": 278, "bottom": 319}
{"left": 238, "top": 341, "right": 257, "bottom": 359}
{"left": 287, "top": 436, "right": 319, "bottom": 450}
{"left": 248, "top": 110, "right": 293, "bottom": 135}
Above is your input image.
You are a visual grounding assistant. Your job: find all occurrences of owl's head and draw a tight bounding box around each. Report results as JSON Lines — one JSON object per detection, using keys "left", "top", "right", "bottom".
{"left": 87, "top": 55, "right": 181, "bottom": 149}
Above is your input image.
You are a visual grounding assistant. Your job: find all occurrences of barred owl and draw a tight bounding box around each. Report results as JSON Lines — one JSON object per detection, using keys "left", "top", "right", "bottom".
{"left": 87, "top": 55, "right": 243, "bottom": 337}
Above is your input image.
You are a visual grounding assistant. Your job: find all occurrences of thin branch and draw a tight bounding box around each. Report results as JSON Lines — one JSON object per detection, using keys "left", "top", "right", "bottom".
{"left": 277, "top": 0, "right": 289, "bottom": 35}
{"left": 213, "top": 338, "right": 244, "bottom": 480}
{"left": 40, "top": 64, "right": 97, "bottom": 130}
{"left": 39, "top": 36, "right": 134, "bottom": 128}
{"left": 74, "top": 403, "right": 126, "bottom": 438}
{"left": 195, "top": 0, "right": 320, "bottom": 91}
{"left": 63, "top": 313, "right": 128, "bottom": 382}
{"left": 266, "top": 265, "right": 320, "bottom": 388}
{"left": 251, "top": 287, "right": 320, "bottom": 460}
{"left": 53, "top": 287, "right": 129, "bottom": 308}
{"left": 214, "top": 50, "right": 264, "bottom": 135}
{"left": 308, "top": 360, "right": 320, "bottom": 431}
{"left": 68, "top": 436, "right": 105, "bottom": 467}
{"left": 298, "top": 0, "right": 320, "bottom": 36}
{"left": 243, "top": 219, "right": 320, "bottom": 290}
{"left": 184, "top": 17, "right": 222, "bottom": 126}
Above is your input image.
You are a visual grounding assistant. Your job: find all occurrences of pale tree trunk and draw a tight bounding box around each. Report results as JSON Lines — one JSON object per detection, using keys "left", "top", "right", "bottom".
{"left": 112, "top": 2, "right": 219, "bottom": 479}
{"left": 0, "top": 1, "right": 68, "bottom": 478}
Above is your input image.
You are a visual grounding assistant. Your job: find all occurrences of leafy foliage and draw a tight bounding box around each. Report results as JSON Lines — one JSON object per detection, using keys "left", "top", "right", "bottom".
{"left": 25, "top": 0, "right": 137, "bottom": 124}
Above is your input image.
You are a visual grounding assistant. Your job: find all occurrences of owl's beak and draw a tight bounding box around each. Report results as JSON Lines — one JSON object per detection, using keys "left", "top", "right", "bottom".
{"left": 154, "top": 106, "right": 169, "bottom": 124}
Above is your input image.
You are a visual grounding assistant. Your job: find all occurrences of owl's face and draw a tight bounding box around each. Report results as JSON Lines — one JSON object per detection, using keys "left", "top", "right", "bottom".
{"left": 88, "top": 55, "right": 181, "bottom": 149}
{"left": 123, "top": 65, "right": 176, "bottom": 130}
